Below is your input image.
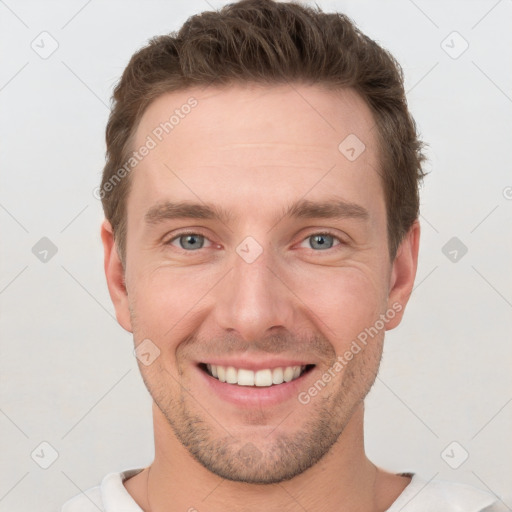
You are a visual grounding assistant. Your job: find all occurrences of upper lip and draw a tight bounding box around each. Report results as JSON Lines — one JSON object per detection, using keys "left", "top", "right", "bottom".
{"left": 198, "top": 357, "right": 314, "bottom": 371}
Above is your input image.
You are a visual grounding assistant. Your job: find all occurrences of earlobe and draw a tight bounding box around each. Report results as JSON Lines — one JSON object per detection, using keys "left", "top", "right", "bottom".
{"left": 385, "top": 220, "right": 420, "bottom": 330}
{"left": 100, "top": 219, "right": 133, "bottom": 333}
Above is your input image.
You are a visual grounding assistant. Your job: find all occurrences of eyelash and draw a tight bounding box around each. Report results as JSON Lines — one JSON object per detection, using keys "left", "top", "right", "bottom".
{"left": 164, "top": 230, "right": 345, "bottom": 253}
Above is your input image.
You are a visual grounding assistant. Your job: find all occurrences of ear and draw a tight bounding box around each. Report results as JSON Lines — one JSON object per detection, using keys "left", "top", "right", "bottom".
{"left": 385, "top": 219, "right": 420, "bottom": 330}
{"left": 100, "top": 219, "right": 133, "bottom": 333}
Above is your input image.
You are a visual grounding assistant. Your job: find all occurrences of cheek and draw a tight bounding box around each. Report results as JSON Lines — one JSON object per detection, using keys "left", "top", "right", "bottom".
{"left": 128, "top": 256, "right": 388, "bottom": 358}
{"left": 128, "top": 264, "right": 222, "bottom": 359}
{"left": 292, "top": 265, "right": 386, "bottom": 348}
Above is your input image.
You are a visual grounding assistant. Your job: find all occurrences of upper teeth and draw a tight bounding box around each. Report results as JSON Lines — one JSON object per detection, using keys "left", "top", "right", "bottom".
{"left": 206, "top": 364, "right": 305, "bottom": 387}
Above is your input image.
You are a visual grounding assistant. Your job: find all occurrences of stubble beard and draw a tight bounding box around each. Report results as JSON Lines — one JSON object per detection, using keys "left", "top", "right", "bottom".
{"left": 139, "top": 342, "right": 383, "bottom": 484}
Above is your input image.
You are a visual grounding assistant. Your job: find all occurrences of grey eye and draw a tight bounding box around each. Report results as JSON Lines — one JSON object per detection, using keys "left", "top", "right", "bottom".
{"left": 175, "top": 234, "right": 206, "bottom": 250}
{"left": 308, "top": 233, "right": 337, "bottom": 250}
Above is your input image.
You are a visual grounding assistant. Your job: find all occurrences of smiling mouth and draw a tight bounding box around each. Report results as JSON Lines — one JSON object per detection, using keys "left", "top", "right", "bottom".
{"left": 199, "top": 363, "right": 315, "bottom": 387}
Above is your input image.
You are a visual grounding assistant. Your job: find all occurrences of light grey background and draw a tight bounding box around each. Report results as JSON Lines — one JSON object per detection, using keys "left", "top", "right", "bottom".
{"left": 1, "top": 1, "right": 511, "bottom": 510}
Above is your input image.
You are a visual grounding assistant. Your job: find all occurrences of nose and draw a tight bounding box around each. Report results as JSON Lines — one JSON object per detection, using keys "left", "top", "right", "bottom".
{"left": 212, "top": 240, "right": 296, "bottom": 342}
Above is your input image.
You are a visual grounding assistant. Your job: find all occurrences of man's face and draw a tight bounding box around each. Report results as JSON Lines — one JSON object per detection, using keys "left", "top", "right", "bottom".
{"left": 104, "top": 84, "right": 416, "bottom": 483}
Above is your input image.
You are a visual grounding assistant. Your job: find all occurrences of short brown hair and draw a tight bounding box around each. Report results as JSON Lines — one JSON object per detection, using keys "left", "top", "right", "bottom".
{"left": 100, "top": 0, "right": 426, "bottom": 266}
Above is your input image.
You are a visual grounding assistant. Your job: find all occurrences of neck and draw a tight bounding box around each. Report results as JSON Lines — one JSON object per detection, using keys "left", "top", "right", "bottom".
{"left": 136, "top": 402, "right": 400, "bottom": 512}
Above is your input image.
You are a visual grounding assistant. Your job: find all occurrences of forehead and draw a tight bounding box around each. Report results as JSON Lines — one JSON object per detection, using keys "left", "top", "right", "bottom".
{"left": 134, "top": 83, "right": 377, "bottom": 157}
{"left": 128, "top": 83, "right": 383, "bottom": 224}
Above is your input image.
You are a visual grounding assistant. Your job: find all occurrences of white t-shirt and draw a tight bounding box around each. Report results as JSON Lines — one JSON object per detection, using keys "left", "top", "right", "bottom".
{"left": 61, "top": 468, "right": 505, "bottom": 511}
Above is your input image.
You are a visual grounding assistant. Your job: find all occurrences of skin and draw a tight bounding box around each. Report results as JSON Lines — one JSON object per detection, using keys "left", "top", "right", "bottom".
{"left": 102, "top": 83, "right": 420, "bottom": 511}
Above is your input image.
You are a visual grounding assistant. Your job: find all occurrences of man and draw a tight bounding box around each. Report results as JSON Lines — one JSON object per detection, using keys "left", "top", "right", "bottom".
{"left": 62, "top": 0, "right": 502, "bottom": 510}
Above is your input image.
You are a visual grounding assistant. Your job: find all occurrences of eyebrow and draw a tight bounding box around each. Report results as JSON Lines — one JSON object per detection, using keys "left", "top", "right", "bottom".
{"left": 144, "top": 198, "right": 369, "bottom": 227}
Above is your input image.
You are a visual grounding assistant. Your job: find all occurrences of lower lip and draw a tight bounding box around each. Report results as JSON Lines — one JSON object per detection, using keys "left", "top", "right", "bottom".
{"left": 196, "top": 365, "right": 314, "bottom": 408}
